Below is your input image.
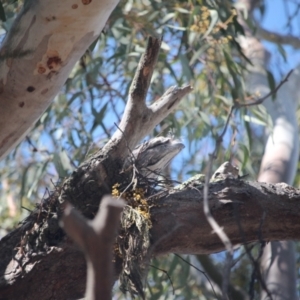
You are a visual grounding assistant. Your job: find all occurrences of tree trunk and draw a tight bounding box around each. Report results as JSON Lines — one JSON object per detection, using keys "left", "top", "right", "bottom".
{"left": 242, "top": 34, "right": 300, "bottom": 300}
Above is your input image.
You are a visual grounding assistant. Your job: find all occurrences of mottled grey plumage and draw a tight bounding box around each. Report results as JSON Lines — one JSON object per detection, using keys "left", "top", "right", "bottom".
{"left": 124, "top": 136, "right": 184, "bottom": 178}
{"left": 210, "top": 161, "right": 239, "bottom": 181}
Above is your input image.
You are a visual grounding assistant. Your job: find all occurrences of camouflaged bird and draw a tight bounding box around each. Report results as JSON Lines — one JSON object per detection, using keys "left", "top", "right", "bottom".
{"left": 123, "top": 136, "right": 185, "bottom": 178}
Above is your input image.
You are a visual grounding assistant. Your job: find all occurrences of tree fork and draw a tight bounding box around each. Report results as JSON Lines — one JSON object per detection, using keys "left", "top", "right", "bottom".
{"left": 0, "top": 37, "right": 192, "bottom": 299}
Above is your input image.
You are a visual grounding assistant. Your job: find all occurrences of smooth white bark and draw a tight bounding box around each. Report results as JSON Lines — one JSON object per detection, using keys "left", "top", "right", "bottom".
{"left": 0, "top": 0, "right": 119, "bottom": 160}
{"left": 242, "top": 34, "right": 300, "bottom": 300}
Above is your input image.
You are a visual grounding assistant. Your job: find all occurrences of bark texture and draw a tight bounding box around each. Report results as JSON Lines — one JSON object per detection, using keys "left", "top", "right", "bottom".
{"left": 0, "top": 0, "right": 119, "bottom": 159}
{"left": 1, "top": 177, "right": 300, "bottom": 299}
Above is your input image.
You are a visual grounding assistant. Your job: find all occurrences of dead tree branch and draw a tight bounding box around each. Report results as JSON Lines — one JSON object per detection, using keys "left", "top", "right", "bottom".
{"left": 61, "top": 196, "right": 125, "bottom": 300}
{"left": 104, "top": 36, "right": 192, "bottom": 160}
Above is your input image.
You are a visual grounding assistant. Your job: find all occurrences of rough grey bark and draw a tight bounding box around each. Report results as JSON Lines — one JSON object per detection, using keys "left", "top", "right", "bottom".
{"left": 0, "top": 0, "right": 119, "bottom": 160}
{"left": 2, "top": 178, "right": 300, "bottom": 299}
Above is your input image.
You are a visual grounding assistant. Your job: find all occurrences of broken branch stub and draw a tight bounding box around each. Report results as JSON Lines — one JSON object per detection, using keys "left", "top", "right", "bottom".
{"left": 103, "top": 36, "right": 192, "bottom": 160}
{"left": 61, "top": 196, "right": 125, "bottom": 300}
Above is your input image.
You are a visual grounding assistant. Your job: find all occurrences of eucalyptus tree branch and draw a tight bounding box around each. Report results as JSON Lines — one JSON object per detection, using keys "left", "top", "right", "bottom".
{"left": 151, "top": 179, "right": 300, "bottom": 255}
{"left": 255, "top": 23, "right": 300, "bottom": 49}
{"left": 0, "top": 0, "right": 120, "bottom": 160}
{"left": 104, "top": 36, "right": 192, "bottom": 160}
{"left": 0, "top": 34, "right": 192, "bottom": 298}
{"left": 2, "top": 177, "right": 300, "bottom": 299}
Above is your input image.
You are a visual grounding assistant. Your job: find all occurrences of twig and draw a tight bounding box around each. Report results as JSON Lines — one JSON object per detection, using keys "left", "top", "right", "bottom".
{"left": 237, "top": 69, "right": 293, "bottom": 107}
{"left": 148, "top": 264, "right": 175, "bottom": 295}
{"left": 255, "top": 22, "right": 300, "bottom": 49}
{"left": 21, "top": 206, "right": 32, "bottom": 212}
{"left": 231, "top": 244, "right": 255, "bottom": 268}
{"left": 196, "top": 254, "right": 247, "bottom": 300}
{"left": 129, "top": 37, "right": 161, "bottom": 109}
{"left": 202, "top": 157, "right": 233, "bottom": 300}
{"left": 174, "top": 254, "right": 218, "bottom": 298}
{"left": 25, "top": 136, "right": 38, "bottom": 152}
{"left": 213, "top": 68, "right": 293, "bottom": 152}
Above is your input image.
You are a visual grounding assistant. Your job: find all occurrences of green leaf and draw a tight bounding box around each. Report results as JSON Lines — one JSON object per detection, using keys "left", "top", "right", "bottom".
{"left": 238, "top": 143, "right": 249, "bottom": 171}
{"left": 166, "top": 24, "right": 186, "bottom": 31}
{"left": 276, "top": 44, "right": 287, "bottom": 62}
{"left": 0, "top": 2, "right": 6, "bottom": 22}
{"left": 174, "top": 7, "right": 189, "bottom": 14}
{"left": 161, "top": 12, "right": 175, "bottom": 24}
{"left": 199, "top": 111, "right": 211, "bottom": 126}
{"left": 27, "top": 162, "right": 49, "bottom": 199}
{"left": 215, "top": 94, "right": 231, "bottom": 105}
{"left": 202, "top": 9, "right": 219, "bottom": 39}
{"left": 59, "top": 150, "right": 74, "bottom": 173}
{"left": 190, "top": 44, "right": 210, "bottom": 65}
{"left": 53, "top": 151, "right": 73, "bottom": 178}
{"left": 266, "top": 70, "right": 276, "bottom": 100}
{"left": 179, "top": 54, "right": 193, "bottom": 81}
{"left": 243, "top": 115, "right": 266, "bottom": 126}
{"left": 68, "top": 91, "right": 85, "bottom": 106}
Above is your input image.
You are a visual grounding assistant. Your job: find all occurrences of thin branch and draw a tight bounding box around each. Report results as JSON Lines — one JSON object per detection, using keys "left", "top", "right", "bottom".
{"left": 201, "top": 66, "right": 293, "bottom": 300}
{"left": 174, "top": 254, "right": 218, "bottom": 298}
{"left": 129, "top": 36, "right": 161, "bottom": 111}
{"left": 237, "top": 69, "right": 293, "bottom": 107}
{"left": 148, "top": 264, "right": 175, "bottom": 295}
{"left": 202, "top": 157, "right": 234, "bottom": 300}
{"left": 215, "top": 106, "right": 235, "bottom": 149}
{"left": 203, "top": 162, "right": 233, "bottom": 252}
{"left": 255, "top": 23, "right": 300, "bottom": 49}
{"left": 211, "top": 68, "right": 293, "bottom": 158}
{"left": 196, "top": 254, "right": 248, "bottom": 300}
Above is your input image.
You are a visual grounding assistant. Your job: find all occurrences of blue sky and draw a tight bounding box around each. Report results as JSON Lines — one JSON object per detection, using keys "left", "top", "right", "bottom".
{"left": 258, "top": 0, "right": 300, "bottom": 77}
